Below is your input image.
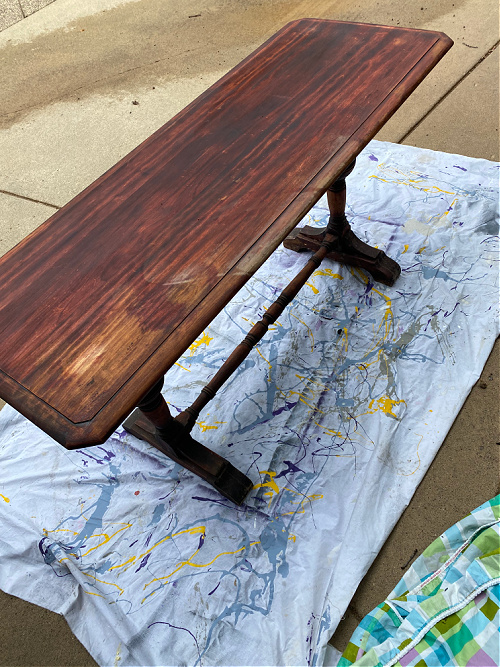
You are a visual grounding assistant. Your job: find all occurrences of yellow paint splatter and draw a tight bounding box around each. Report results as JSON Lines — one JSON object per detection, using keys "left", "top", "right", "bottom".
{"left": 306, "top": 268, "right": 343, "bottom": 295}
{"left": 362, "top": 287, "right": 394, "bottom": 360}
{"left": 174, "top": 361, "right": 191, "bottom": 372}
{"left": 295, "top": 374, "right": 329, "bottom": 391}
{"left": 313, "top": 268, "right": 343, "bottom": 280}
{"left": 143, "top": 534, "right": 261, "bottom": 596}
{"left": 82, "top": 572, "right": 124, "bottom": 596}
{"left": 287, "top": 389, "right": 324, "bottom": 412}
{"left": 399, "top": 434, "right": 423, "bottom": 476}
{"left": 43, "top": 527, "right": 79, "bottom": 538}
{"left": 110, "top": 525, "right": 205, "bottom": 573}
{"left": 370, "top": 170, "right": 455, "bottom": 196}
{"left": 56, "top": 522, "right": 131, "bottom": 563}
{"left": 243, "top": 317, "right": 278, "bottom": 332}
{"left": 253, "top": 473, "right": 325, "bottom": 515}
{"left": 313, "top": 421, "right": 342, "bottom": 437}
{"left": 197, "top": 420, "right": 226, "bottom": 432}
{"left": 366, "top": 395, "right": 406, "bottom": 418}
{"left": 188, "top": 331, "right": 213, "bottom": 356}
{"left": 281, "top": 490, "right": 323, "bottom": 516}
{"left": 402, "top": 244, "right": 409, "bottom": 254}
{"left": 85, "top": 590, "right": 106, "bottom": 598}
{"left": 350, "top": 266, "right": 369, "bottom": 284}
{"left": 341, "top": 326, "right": 348, "bottom": 352}
{"left": 305, "top": 281, "right": 319, "bottom": 295}
{"left": 254, "top": 471, "right": 280, "bottom": 495}
{"left": 1, "top": 494, "right": 10, "bottom": 503}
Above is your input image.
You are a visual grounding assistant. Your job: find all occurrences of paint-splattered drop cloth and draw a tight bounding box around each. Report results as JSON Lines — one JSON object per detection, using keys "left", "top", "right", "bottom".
{"left": 0, "top": 142, "right": 498, "bottom": 666}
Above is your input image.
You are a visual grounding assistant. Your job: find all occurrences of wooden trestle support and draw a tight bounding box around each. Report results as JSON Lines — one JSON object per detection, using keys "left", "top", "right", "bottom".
{"left": 123, "top": 160, "right": 402, "bottom": 504}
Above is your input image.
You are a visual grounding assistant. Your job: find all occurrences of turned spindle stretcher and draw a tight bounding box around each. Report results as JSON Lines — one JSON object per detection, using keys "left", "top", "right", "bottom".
{"left": 0, "top": 20, "right": 452, "bottom": 504}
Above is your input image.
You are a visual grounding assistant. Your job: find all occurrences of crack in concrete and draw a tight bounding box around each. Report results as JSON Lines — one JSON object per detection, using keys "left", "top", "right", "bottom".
{"left": 17, "top": 1, "right": 26, "bottom": 20}
{"left": 0, "top": 52, "right": 179, "bottom": 119}
{"left": 399, "top": 39, "right": 499, "bottom": 143}
{"left": 0, "top": 189, "right": 60, "bottom": 209}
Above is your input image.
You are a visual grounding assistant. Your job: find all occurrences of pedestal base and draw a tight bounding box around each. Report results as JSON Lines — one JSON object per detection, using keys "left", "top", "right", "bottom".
{"left": 123, "top": 409, "right": 253, "bottom": 505}
{"left": 283, "top": 224, "right": 400, "bottom": 286}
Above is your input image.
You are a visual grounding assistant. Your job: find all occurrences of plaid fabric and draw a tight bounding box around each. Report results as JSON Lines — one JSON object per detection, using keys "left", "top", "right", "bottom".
{"left": 339, "top": 496, "right": 500, "bottom": 667}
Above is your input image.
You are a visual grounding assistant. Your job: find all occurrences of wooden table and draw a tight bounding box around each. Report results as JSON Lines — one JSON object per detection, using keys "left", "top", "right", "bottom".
{"left": 0, "top": 19, "right": 452, "bottom": 503}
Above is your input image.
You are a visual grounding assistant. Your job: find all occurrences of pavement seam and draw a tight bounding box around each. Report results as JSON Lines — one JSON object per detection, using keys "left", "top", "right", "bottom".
{"left": 0, "top": 189, "right": 60, "bottom": 210}
{"left": 0, "top": 49, "right": 192, "bottom": 120}
{"left": 399, "top": 40, "right": 500, "bottom": 144}
{"left": 17, "top": 2, "right": 26, "bottom": 20}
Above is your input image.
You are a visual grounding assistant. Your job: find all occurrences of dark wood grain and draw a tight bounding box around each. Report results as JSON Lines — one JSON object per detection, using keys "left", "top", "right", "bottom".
{"left": 0, "top": 19, "right": 452, "bottom": 447}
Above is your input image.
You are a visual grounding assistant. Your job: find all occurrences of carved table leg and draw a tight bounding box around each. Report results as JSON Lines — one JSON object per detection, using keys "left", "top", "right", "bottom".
{"left": 283, "top": 161, "right": 401, "bottom": 286}
{"left": 123, "top": 378, "right": 253, "bottom": 504}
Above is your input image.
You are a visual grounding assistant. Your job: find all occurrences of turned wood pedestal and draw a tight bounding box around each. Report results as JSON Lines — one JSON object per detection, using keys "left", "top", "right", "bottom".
{"left": 0, "top": 20, "right": 452, "bottom": 504}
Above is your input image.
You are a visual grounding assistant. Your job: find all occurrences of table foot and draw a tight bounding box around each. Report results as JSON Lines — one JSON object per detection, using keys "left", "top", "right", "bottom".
{"left": 284, "top": 160, "right": 401, "bottom": 286}
{"left": 123, "top": 409, "right": 253, "bottom": 505}
{"left": 284, "top": 222, "right": 401, "bottom": 286}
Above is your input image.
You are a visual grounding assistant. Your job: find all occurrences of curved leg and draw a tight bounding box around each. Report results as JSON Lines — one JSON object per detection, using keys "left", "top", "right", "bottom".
{"left": 284, "top": 161, "right": 401, "bottom": 286}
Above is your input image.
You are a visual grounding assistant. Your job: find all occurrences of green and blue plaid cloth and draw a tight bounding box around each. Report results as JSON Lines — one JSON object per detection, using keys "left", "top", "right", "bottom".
{"left": 339, "top": 495, "right": 500, "bottom": 667}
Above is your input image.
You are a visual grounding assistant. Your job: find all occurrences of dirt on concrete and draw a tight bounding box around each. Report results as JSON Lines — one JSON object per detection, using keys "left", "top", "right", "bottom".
{"left": 0, "top": 0, "right": 475, "bottom": 130}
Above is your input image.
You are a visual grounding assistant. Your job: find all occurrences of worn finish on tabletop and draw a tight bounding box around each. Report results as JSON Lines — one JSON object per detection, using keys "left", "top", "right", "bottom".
{"left": 0, "top": 19, "right": 452, "bottom": 447}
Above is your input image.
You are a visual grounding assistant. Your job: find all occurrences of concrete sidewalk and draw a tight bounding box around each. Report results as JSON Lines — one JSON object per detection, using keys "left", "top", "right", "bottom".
{"left": 0, "top": 0, "right": 55, "bottom": 32}
{"left": 0, "top": 0, "right": 498, "bottom": 664}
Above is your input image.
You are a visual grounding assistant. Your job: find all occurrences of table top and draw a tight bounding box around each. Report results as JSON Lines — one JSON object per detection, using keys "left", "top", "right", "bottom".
{"left": 0, "top": 19, "right": 452, "bottom": 447}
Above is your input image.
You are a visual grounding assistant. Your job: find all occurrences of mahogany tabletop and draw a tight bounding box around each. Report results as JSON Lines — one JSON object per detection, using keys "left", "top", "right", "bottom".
{"left": 0, "top": 19, "right": 452, "bottom": 447}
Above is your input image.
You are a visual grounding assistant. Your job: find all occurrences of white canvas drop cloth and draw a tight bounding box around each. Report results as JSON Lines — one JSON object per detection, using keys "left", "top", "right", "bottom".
{"left": 0, "top": 141, "right": 498, "bottom": 666}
